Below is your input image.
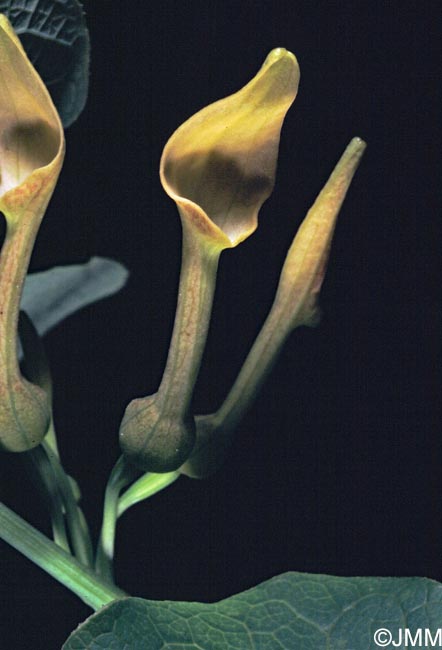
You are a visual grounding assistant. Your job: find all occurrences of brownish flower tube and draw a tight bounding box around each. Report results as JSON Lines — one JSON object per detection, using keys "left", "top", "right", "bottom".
{"left": 0, "top": 16, "right": 65, "bottom": 452}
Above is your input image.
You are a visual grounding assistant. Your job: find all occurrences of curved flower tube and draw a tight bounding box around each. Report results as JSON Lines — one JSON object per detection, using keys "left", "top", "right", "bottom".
{"left": 181, "top": 137, "right": 366, "bottom": 478}
{"left": 0, "top": 15, "right": 65, "bottom": 452}
{"left": 119, "top": 48, "right": 300, "bottom": 472}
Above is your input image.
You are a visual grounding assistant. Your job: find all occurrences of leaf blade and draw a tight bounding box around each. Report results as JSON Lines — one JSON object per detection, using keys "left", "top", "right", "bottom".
{"left": 21, "top": 257, "right": 129, "bottom": 336}
{"left": 0, "top": 0, "right": 90, "bottom": 127}
{"left": 62, "top": 572, "right": 442, "bottom": 650}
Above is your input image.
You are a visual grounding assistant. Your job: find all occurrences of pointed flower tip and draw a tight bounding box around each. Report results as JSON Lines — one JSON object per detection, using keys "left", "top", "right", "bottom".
{"left": 276, "top": 137, "right": 366, "bottom": 329}
{"left": 324, "top": 136, "right": 366, "bottom": 195}
{"left": 343, "top": 136, "right": 367, "bottom": 165}
{"left": 261, "top": 47, "right": 299, "bottom": 74}
{"left": 0, "top": 14, "right": 64, "bottom": 221}
{"left": 160, "top": 48, "right": 299, "bottom": 250}
{"left": 351, "top": 135, "right": 366, "bottom": 148}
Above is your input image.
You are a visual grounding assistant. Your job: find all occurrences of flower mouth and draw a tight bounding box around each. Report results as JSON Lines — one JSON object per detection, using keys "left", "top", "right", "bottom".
{"left": 0, "top": 119, "right": 61, "bottom": 194}
{"left": 162, "top": 149, "right": 274, "bottom": 245}
{"left": 0, "top": 15, "right": 63, "bottom": 198}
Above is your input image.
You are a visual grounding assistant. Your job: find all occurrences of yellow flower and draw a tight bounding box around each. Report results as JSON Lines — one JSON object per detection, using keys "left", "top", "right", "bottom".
{"left": 160, "top": 48, "right": 299, "bottom": 250}
{"left": 0, "top": 15, "right": 65, "bottom": 452}
{"left": 120, "top": 49, "right": 299, "bottom": 472}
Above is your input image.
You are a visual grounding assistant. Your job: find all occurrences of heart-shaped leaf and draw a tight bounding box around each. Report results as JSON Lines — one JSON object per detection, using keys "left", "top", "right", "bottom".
{"left": 63, "top": 572, "right": 442, "bottom": 649}
{"left": 0, "top": 0, "right": 90, "bottom": 127}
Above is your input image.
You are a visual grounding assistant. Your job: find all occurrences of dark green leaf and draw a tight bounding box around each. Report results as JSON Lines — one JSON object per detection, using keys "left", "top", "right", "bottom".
{"left": 0, "top": 0, "right": 89, "bottom": 127}
{"left": 22, "top": 257, "right": 129, "bottom": 336}
{"left": 63, "top": 572, "right": 442, "bottom": 649}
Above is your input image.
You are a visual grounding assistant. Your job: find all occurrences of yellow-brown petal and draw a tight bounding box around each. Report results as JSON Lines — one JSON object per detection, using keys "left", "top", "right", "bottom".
{"left": 0, "top": 15, "right": 63, "bottom": 211}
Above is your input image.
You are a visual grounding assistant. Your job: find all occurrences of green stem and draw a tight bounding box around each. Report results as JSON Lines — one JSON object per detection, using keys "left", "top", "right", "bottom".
{"left": 0, "top": 502, "right": 126, "bottom": 610}
{"left": 17, "top": 314, "right": 93, "bottom": 563}
{"left": 95, "top": 456, "right": 140, "bottom": 580}
{"left": 44, "top": 419, "right": 60, "bottom": 458}
{"left": 118, "top": 471, "right": 180, "bottom": 517}
{"left": 27, "top": 446, "right": 71, "bottom": 553}
{"left": 43, "top": 442, "right": 94, "bottom": 567}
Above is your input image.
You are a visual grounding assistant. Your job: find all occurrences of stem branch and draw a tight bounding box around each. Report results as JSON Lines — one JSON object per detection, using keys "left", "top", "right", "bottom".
{"left": 118, "top": 471, "right": 180, "bottom": 517}
{"left": 0, "top": 502, "right": 126, "bottom": 610}
{"left": 95, "top": 456, "right": 139, "bottom": 580}
{"left": 43, "top": 442, "right": 94, "bottom": 567}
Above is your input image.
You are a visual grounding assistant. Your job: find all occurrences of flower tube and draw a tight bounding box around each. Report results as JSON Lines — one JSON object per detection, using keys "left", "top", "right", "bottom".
{"left": 120, "top": 48, "right": 300, "bottom": 472}
{"left": 0, "top": 15, "right": 65, "bottom": 452}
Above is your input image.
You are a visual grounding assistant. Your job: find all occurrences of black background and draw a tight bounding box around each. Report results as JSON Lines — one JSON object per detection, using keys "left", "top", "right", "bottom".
{"left": 1, "top": 1, "right": 441, "bottom": 648}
